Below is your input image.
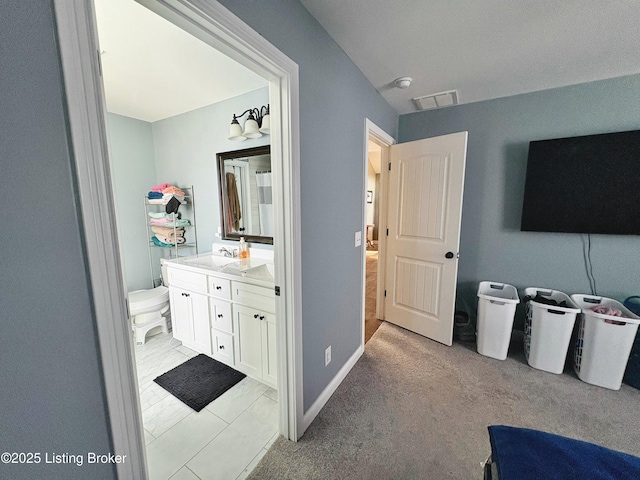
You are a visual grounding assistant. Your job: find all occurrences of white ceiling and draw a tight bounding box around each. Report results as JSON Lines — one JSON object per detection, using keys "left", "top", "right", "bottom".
{"left": 300, "top": 0, "right": 640, "bottom": 114}
{"left": 94, "top": 0, "right": 267, "bottom": 122}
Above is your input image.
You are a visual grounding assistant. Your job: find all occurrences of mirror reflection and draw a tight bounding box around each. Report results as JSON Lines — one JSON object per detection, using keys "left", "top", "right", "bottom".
{"left": 217, "top": 145, "right": 273, "bottom": 244}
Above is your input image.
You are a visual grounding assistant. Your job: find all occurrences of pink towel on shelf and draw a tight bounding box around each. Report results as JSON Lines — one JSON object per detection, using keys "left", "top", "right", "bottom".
{"left": 149, "top": 217, "right": 174, "bottom": 226}
{"left": 151, "top": 183, "right": 171, "bottom": 193}
{"left": 590, "top": 305, "right": 623, "bottom": 317}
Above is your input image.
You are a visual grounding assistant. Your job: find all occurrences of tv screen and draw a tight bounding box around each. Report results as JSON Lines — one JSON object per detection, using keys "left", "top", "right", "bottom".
{"left": 520, "top": 130, "right": 640, "bottom": 235}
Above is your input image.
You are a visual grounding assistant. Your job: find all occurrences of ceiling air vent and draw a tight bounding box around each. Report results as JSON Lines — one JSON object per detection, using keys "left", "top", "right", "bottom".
{"left": 412, "top": 90, "right": 459, "bottom": 111}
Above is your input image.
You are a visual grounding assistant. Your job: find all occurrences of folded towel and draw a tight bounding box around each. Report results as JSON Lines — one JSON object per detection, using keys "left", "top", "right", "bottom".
{"left": 151, "top": 226, "right": 185, "bottom": 238}
{"left": 165, "top": 219, "right": 191, "bottom": 227}
{"left": 147, "top": 191, "right": 163, "bottom": 199}
{"left": 151, "top": 183, "right": 172, "bottom": 193}
{"left": 148, "top": 212, "right": 172, "bottom": 219}
{"left": 163, "top": 193, "right": 185, "bottom": 202}
{"left": 155, "top": 233, "right": 185, "bottom": 244}
{"left": 149, "top": 217, "right": 174, "bottom": 226}
{"left": 162, "top": 186, "right": 185, "bottom": 196}
{"left": 147, "top": 199, "right": 165, "bottom": 204}
{"left": 151, "top": 235, "right": 174, "bottom": 247}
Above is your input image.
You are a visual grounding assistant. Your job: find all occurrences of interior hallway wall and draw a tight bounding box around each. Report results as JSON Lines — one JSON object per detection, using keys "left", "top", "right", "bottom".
{"left": 1, "top": 2, "right": 115, "bottom": 479}
{"left": 399, "top": 74, "right": 640, "bottom": 322}
{"left": 217, "top": 0, "right": 398, "bottom": 411}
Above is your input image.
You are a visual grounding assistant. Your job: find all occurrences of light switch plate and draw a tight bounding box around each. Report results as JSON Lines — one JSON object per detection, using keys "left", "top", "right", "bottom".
{"left": 355, "top": 231, "right": 362, "bottom": 247}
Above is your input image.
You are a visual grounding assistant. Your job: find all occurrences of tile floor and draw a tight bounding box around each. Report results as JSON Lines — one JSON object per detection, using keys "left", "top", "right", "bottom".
{"left": 135, "top": 333, "right": 279, "bottom": 480}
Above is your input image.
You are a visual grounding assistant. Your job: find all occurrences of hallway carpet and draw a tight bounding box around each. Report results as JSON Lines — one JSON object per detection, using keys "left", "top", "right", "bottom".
{"left": 247, "top": 322, "right": 640, "bottom": 479}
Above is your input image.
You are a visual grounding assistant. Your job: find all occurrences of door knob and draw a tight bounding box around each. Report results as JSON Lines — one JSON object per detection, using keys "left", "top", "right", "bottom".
{"left": 445, "top": 252, "right": 454, "bottom": 259}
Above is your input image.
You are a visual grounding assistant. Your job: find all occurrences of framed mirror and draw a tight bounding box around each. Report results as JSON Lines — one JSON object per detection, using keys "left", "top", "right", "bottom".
{"left": 217, "top": 145, "right": 273, "bottom": 244}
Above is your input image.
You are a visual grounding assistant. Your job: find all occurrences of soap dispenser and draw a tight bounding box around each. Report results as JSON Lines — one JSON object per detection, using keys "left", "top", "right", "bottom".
{"left": 239, "top": 236, "right": 249, "bottom": 259}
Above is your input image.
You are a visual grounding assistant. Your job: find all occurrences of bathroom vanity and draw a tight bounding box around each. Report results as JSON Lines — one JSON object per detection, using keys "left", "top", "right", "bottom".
{"left": 163, "top": 251, "right": 276, "bottom": 389}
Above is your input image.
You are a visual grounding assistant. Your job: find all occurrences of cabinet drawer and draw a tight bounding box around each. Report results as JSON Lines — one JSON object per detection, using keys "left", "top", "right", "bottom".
{"left": 212, "top": 329, "right": 234, "bottom": 366}
{"left": 210, "top": 298, "right": 232, "bottom": 333}
{"left": 208, "top": 276, "right": 231, "bottom": 300}
{"left": 167, "top": 267, "right": 207, "bottom": 294}
{"left": 232, "top": 281, "right": 275, "bottom": 313}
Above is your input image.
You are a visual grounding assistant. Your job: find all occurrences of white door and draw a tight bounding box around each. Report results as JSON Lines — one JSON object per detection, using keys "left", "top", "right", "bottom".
{"left": 384, "top": 132, "right": 468, "bottom": 346}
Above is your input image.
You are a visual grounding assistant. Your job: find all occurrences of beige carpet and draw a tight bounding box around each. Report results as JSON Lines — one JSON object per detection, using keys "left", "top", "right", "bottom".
{"left": 248, "top": 322, "right": 640, "bottom": 479}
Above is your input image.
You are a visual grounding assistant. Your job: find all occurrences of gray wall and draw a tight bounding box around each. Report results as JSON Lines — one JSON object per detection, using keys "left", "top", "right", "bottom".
{"left": 152, "top": 87, "right": 270, "bottom": 253}
{"left": 0, "top": 2, "right": 114, "bottom": 479}
{"left": 106, "top": 88, "right": 269, "bottom": 291}
{"left": 107, "top": 113, "right": 157, "bottom": 291}
{"left": 217, "top": 0, "right": 398, "bottom": 410}
{"left": 399, "top": 74, "right": 640, "bottom": 323}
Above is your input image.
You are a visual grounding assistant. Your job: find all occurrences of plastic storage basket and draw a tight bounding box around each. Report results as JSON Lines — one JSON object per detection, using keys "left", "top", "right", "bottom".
{"left": 523, "top": 288, "right": 580, "bottom": 374}
{"left": 571, "top": 294, "right": 640, "bottom": 390}
{"left": 476, "top": 282, "right": 520, "bottom": 360}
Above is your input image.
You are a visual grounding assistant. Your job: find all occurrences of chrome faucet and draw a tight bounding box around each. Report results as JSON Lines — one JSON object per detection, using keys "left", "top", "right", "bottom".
{"left": 218, "top": 247, "right": 235, "bottom": 257}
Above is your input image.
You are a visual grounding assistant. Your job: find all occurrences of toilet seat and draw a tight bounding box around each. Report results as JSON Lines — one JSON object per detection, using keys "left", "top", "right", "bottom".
{"left": 129, "top": 286, "right": 169, "bottom": 316}
{"left": 128, "top": 286, "right": 171, "bottom": 345}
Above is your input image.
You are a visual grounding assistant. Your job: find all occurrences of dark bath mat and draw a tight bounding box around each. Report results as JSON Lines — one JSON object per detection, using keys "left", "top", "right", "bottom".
{"left": 153, "top": 354, "right": 246, "bottom": 412}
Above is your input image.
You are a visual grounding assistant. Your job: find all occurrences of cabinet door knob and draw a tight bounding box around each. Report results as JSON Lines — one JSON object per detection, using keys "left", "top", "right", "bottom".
{"left": 254, "top": 314, "right": 260, "bottom": 319}
{"left": 259, "top": 315, "right": 265, "bottom": 321}
{"left": 216, "top": 285, "right": 222, "bottom": 290}
{"left": 219, "top": 345, "right": 225, "bottom": 350}
{"left": 217, "top": 314, "right": 223, "bottom": 318}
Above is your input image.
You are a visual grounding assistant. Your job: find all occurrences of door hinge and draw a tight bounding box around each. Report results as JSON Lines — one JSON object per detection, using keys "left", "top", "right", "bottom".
{"left": 388, "top": 162, "right": 391, "bottom": 171}
{"left": 384, "top": 290, "right": 387, "bottom": 297}
{"left": 386, "top": 228, "right": 389, "bottom": 236}
{"left": 275, "top": 286, "right": 280, "bottom": 296}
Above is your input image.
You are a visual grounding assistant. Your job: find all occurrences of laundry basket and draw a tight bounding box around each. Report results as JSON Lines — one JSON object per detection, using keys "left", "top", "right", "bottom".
{"left": 523, "top": 288, "right": 580, "bottom": 374}
{"left": 571, "top": 294, "right": 640, "bottom": 390}
{"left": 476, "top": 282, "right": 520, "bottom": 360}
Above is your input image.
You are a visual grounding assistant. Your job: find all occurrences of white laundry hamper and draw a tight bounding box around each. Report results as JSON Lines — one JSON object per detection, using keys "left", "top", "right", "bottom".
{"left": 571, "top": 294, "right": 640, "bottom": 390}
{"left": 476, "top": 282, "right": 520, "bottom": 360}
{"left": 523, "top": 288, "right": 580, "bottom": 374}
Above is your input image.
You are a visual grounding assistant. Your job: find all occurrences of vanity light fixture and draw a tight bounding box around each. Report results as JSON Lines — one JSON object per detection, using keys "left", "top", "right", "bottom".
{"left": 228, "top": 105, "right": 270, "bottom": 141}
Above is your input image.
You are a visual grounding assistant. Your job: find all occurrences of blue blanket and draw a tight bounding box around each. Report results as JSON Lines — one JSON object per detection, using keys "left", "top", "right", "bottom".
{"left": 488, "top": 425, "right": 640, "bottom": 480}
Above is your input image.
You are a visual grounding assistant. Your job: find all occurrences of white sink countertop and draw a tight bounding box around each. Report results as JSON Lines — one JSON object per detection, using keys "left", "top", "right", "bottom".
{"left": 163, "top": 252, "right": 275, "bottom": 286}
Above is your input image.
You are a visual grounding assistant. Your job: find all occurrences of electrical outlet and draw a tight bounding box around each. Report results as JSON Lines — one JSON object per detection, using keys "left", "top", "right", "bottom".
{"left": 325, "top": 346, "right": 331, "bottom": 366}
{"left": 355, "top": 231, "right": 362, "bottom": 247}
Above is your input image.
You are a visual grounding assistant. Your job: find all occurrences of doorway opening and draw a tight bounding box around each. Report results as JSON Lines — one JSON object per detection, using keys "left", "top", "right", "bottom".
{"left": 94, "top": 0, "right": 278, "bottom": 477}
{"left": 362, "top": 120, "right": 394, "bottom": 346}
{"left": 54, "top": 0, "right": 302, "bottom": 477}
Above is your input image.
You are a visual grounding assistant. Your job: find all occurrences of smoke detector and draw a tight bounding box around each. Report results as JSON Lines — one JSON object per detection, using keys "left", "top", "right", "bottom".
{"left": 394, "top": 76, "right": 413, "bottom": 89}
{"left": 413, "top": 90, "right": 459, "bottom": 111}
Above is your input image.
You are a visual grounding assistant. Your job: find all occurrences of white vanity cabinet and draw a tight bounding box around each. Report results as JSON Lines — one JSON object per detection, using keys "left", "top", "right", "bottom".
{"left": 169, "top": 285, "right": 211, "bottom": 355}
{"left": 165, "top": 257, "right": 276, "bottom": 389}
{"left": 232, "top": 282, "right": 277, "bottom": 389}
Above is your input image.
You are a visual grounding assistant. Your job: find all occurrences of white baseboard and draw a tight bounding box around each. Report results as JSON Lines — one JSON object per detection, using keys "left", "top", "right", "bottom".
{"left": 302, "top": 344, "right": 364, "bottom": 432}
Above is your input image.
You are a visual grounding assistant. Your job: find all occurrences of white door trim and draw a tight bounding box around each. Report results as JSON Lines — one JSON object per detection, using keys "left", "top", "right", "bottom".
{"left": 362, "top": 119, "right": 395, "bottom": 347}
{"left": 53, "top": 2, "right": 302, "bottom": 479}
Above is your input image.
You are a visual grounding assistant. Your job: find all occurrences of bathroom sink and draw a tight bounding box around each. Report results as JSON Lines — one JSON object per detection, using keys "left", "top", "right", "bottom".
{"left": 183, "top": 255, "right": 237, "bottom": 270}
{"left": 221, "top": 261, "right": 275, "bottom": 280}
{"left": 243, "top": 263, "right": 275, "bottom": 280}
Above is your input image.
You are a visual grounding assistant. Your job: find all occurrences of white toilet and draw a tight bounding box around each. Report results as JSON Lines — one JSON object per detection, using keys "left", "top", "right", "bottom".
{"left": 128, "top": 286, "right": 171, "bottom": 345}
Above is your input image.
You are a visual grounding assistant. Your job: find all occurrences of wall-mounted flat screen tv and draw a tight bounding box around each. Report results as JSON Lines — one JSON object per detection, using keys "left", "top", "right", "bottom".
{"left": 520, "top": 130, "right": 640, "bottom": 235}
